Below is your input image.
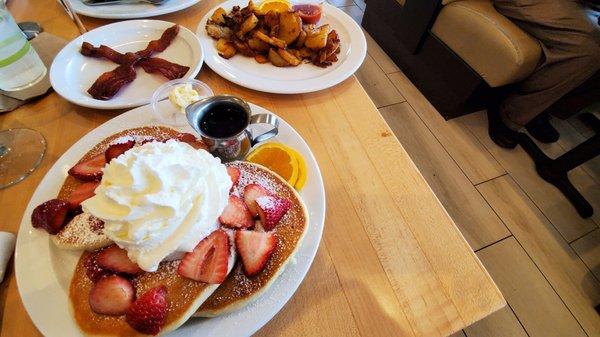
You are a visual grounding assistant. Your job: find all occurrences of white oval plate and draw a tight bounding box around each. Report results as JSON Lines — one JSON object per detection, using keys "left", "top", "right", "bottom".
{"left": 15, "top": 101, "right": 325, "bottom": 337}
{"left": 50, "top": 20, "right": 203, "bottom": 110}
{"left": 67, "top": 0, "right": 202, "bottom": 19}
{"left": 197, "top": 0, "right": 367, "bottom": 94}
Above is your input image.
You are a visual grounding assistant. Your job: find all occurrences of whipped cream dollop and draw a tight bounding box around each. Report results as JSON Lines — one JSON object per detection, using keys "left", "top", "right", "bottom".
{"left": 82, "top": 140, "right": 231, "bottom": 272}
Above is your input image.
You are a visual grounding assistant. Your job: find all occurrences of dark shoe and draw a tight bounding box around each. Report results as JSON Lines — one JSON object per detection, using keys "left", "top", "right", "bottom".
{"left": 487, "top": 106, "right": 519, "bottom": 149}
{"left": 525, "top": 115, "right": 560, "bottom": 143}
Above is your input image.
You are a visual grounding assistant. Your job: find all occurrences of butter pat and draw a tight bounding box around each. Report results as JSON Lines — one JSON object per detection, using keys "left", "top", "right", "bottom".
{"left": 169, "top": 84, "right": 201, "bottom": 111}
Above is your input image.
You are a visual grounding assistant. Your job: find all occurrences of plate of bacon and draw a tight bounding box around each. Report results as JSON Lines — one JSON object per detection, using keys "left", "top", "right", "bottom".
{"left": 50, "top": 20, "right": 203, "bottom": 110}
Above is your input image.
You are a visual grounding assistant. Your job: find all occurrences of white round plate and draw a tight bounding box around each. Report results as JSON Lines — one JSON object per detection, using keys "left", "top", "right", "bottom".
{"left": 67, "top": 0, "right": 202, "bottom": 19}
{"left": 197, "top": 0, "right": 367, "bottom": 94}
{"left": 50, "top": 20, "right": 203, "bottom": 110}
{"left": 15, "top": 101, "right": 326, "bottom": 337}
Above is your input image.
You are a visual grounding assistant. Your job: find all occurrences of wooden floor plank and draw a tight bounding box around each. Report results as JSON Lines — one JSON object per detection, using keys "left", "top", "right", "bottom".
{"left": 380, "top": 102, "right": 510, "bottom": 250}
{"left": 476, "top": 237, "right": 587, "bottom": 337}
{"left": 462, "top": 110, "right": 598, "bottom": 242}
{"left": 571, "top": 229, "right": 600, "bottom": 281}
{"left": 464, "top": 305, "right": 528, "bottom": 337}
{"left": 355, "top": 54, "right": 405, "bottom": 108}
{"left": 364, "top": 30, "right": 400, "bottom": 74}
{"left": 450, "top": 330, "right": 467, "bottom": 337}
{"left": 255, "top": 246, "right": 361, "bottom": 337}
{"left": 387, "top": 72, "right": 506, "bottom": 185}
{"left": 477, "top": 176, "right": 600, "bottom": 336}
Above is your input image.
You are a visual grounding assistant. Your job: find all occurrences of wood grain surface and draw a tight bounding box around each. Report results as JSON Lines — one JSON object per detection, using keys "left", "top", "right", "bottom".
{"left": 0, "top": 1, "right": 504, "bottom": 336}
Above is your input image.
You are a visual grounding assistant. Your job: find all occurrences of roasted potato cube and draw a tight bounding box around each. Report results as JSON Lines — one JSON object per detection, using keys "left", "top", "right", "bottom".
{"left": 254, "top": 54, "right": 269, "bottom": 63}
{"left": 236, "top": 14, "right": 259, "bottom": 39}
{"left": 295, "top": 30, "right": 307, "bottom": 48}
{"left": 304, "top": 24, "right": 330, "bottom": 50}
{"left": 254, "top": 31, "right": 287, "bottom": 49}
{"left": 268, "top": 48, "right": 290, "bottom": 67}
{"left": 210, "top": 8, "right": 227, "bottom": 25}
{"left": 277, "top": 11, "right": 302, "bottom": 45}
{"left": 216, "top": 38, "right": 236, "bottom": 59}
{"left": 277, "top": 49, "right": 301, "bottom": 66}
{"left": 206, "top": 24, "right": 233, "bottom": 40}
{"left": 233, "top": 39, "right": 256, "bottom": 57}
{"left": 248, "top": 37, "right": 270, "bottom": 52}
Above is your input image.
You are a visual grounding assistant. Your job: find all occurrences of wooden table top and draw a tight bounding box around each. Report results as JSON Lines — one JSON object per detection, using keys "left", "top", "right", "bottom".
{"left": 0, "top": 1, "right": 504, "bottom": 336}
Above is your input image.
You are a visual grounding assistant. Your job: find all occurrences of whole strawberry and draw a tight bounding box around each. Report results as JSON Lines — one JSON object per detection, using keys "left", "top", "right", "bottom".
{"left": 126, "top": 285, "right": 168, "bottom": 335}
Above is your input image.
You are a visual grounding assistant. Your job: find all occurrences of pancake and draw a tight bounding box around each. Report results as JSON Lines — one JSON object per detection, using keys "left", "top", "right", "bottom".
{"left": 69, "top": 241, "right": 236, "bottom": 337}
{"left": 195, "top": 161, "right": 309, "bottom": 317}
{"left": 53, "top": 126, "right": 181, "bottom": 251}
{"left": 51, "top": 212, "right": 112, "bottom": 251}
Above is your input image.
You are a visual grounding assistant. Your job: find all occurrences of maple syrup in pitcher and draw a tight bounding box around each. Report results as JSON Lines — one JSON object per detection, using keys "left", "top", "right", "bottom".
{"left": 186, "top": 95, "right": 279, "bottom": 162}
{"left": 199, "top": 102, "right": 248, "bottom": 138}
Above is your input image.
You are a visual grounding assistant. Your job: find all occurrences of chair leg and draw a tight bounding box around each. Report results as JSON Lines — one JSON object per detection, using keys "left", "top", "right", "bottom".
{"left": 518, "top": 133, "right": 596, "bottom": 218}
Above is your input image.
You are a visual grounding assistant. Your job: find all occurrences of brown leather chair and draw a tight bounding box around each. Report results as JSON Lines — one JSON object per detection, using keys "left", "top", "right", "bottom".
{"left": 362, "top": 0, "right": 543, "bottom": 119}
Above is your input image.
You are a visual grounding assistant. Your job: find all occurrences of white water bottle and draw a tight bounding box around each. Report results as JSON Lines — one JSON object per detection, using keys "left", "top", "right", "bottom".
{"left": 0, "top": 3, "right": 47, "bottom": 91}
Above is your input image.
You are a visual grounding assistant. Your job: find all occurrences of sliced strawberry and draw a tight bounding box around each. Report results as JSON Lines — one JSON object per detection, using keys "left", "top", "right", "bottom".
{"left": 254, "top": 220, "right": 265, "bottom": 232}
{"left": 85, "top": 252, "right": 112, "bottom": 282}
{"left": 236, "top": 230, "right": 277, "bottom": 277}
{"left": 31, "top": 199, "right": 71, "bottom": 235}
{"left": 218, "top": 196, "right": 253, "bottom": 229}
{"left": 97, "top": 245, "right": 143, "bottom": 275}
{"left": 226, "top": 166, "right": 241, "bottom": 190}
{"left": 105, "top": 140, "right": 135, "bottom": 163}
{"left": 67, "top": 181, "right": 100, "bottom": 209}
{"left": 89, "top": 275, "right": 134, "bottom": 315}
{"left": 68, "top": 153, "right": 106, "bottom": 182}
{"left": 176, "top": 132, "right": 209, "bottom": 150}
{"left": 243, "top": 184, "right": 271, "bottom": 216}
{"left": 178, "top": 229, "right": 229, "bottom": 283}
{"left": 126, "top": 285, "right": 168, "bottom": 335}
{"left": 256, "top": 196, "right": 291, "bottom": 231}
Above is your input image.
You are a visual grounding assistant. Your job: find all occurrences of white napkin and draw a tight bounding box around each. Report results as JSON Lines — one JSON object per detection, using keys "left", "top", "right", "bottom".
{"left": 0, "top": 232, "right": 16, "bottom": 283}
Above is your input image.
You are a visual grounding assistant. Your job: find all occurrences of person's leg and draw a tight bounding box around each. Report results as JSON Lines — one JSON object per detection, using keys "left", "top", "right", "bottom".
{"left": 489, "top": 0, "right": 600, "bottom": 146}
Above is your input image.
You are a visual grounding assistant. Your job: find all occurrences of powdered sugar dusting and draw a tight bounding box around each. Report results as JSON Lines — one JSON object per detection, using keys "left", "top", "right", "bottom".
{"left": 199, "top": 161, "right": 308, "bottom": 312}
{"left": 54, "top": 213, "right": 108, "bottom": 248}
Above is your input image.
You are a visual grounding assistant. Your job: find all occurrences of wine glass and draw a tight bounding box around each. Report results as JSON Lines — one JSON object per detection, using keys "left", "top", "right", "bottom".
{"left": 0, "top": 128, "right": 46, "bottom": 189}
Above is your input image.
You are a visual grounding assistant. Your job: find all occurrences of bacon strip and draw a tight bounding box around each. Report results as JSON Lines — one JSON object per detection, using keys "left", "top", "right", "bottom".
{"left": 138, "top": 58, "right": 190, "bottom": 80}
{"left": 81, "top": 25, "right": 187, "bottom": 100}
{"left": 81, "top": 43, "right": 189, "bottom": 80}
{"left": 87, "top": 53, "right": 139, "bottom": 100}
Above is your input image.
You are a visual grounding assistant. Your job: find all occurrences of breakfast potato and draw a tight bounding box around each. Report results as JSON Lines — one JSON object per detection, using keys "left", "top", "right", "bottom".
{"left": 233, "top": 39, "right": 256, "bottom": 57}
{"left": 295, "top": 30, "right": 307, "bottom": 48}
{"left": 206, "top": 24, "right": 233, "bottom": 40}
{"left": 254, "top": 31, "right": 287, "bottom": 49}
{"left": 236, "top": 14, "right": 259, "bottom": 39}
{"left": 216, "top": 38, "right": 236, "bottom": 59}
{"left": 304, "top": 24, "right": 329, "bottom": 50}
{"left": 254, "top": 54, "right": 269, "bottom": 63}
{"left": 248, "top": 37, "right": 269, "bottom": 52}
{"left": 277, "top": 11, "right": 302, "bottom": 45}
{"left": 210, "top": 8, "right": 227, "bottom": 25}
{"left": 205, "top": 1, "right": 340, "bottom": 67}
{"left": 277, "top": 49, "right": 301, "bottom": 66}
{"left": 268, "top": 48, "right": 290, "bottom": 67}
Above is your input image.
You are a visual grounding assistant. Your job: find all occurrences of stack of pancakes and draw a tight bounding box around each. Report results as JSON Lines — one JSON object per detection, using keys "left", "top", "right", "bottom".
{"left": 52, "top": 127, "right": 308, "bottom": 336}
